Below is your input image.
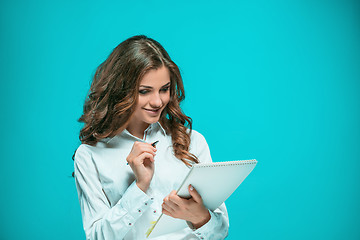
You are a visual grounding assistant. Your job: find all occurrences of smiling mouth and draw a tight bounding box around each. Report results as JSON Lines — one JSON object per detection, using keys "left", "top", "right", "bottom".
{"left": 143, "top": 108, "right": 161, "bottom": 112}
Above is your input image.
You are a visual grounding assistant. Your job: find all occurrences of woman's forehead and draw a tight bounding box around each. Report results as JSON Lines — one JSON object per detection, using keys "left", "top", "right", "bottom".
{"left": 140, "top": 66, "right": 170, "bottom": 87}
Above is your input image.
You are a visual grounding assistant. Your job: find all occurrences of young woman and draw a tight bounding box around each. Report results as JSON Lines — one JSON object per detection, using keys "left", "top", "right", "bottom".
{"left": 74, "top": 35, "right": 229, "bottom": 240}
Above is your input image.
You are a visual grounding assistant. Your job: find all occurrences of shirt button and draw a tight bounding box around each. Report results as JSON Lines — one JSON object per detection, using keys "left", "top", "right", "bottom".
{"left": 153, "top": 210, "right": 157, "bottom": 213}
{"left": 129, "top": 223, "right": 132, "bottom": 226}
{"left": 197, "top": 232, "right": 201, "bottom": 235}
{"left": 200, "top": 237, "right": 204, "bottom": 240}
{"left": 138, "top": 209, "right": 141, "bottom": 213}
{"left": 150, "top": 197, "right": 154, "bottom": 200}
{"left": 145, "top": 203, "right": 148, "bottom": 206}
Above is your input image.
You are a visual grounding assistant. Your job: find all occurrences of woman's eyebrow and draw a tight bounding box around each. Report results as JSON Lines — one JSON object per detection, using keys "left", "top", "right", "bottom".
{"left": 139, "top": 85, "right": 153, "bottom": 89}
{"left": 140, "top": 82, "right": 171, "bottom": 89}
{"left": 162, "top": 82, "right": 171, "bottom": 87}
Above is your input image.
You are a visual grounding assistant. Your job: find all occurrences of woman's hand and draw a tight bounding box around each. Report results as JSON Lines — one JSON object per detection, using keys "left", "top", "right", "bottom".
{"left": 126, "top": 141, "right": 157, "bottom": 193}
{"left": 162, "top": 185, "right": 211, "bottom": 229}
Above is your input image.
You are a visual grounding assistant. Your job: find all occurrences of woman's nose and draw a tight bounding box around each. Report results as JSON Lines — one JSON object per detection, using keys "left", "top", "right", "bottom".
{"left": 149, "top": 93, "right": 162, "bottom": 107}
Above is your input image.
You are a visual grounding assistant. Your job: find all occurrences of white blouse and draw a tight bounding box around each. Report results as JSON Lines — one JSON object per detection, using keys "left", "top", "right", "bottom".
{"left": 74, "top": 122, "right": 229, "bottom": 240}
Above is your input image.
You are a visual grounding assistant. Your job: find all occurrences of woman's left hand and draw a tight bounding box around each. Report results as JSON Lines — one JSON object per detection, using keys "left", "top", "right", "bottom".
{"left": 162, "top": 185, "right": 211, "bottom": 229}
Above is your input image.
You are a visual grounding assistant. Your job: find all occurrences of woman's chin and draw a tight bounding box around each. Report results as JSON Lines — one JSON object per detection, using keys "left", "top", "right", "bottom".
{"left": 144, "top": 116, "right": 160, "bottom": 125}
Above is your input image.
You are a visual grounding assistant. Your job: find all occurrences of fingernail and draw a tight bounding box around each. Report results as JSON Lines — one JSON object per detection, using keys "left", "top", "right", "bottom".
{"left": 189, "top": 185, "right": 193, "bottom": 191}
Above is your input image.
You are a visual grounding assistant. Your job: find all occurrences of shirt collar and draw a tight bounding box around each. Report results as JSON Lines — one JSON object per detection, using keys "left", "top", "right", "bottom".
{"left": 102, "top": 122, "right": 166, "bottom": 145}
{"left": 151, "top": 121, "right": 166, "bottom": 136}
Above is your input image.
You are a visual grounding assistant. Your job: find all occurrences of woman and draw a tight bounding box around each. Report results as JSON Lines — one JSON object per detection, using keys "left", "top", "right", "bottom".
{"left": 74, "top": 35, "right": 229, "bottom": 240}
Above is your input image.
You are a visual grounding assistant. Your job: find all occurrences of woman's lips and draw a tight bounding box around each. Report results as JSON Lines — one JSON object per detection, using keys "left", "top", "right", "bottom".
{"left": 144, "top": 108, "right": 161, "bottom": 115}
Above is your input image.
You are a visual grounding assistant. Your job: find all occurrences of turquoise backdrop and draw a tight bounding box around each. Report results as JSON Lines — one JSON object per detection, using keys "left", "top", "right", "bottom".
{"left": 1, "top": 0, "right": 359, "bottom": 239}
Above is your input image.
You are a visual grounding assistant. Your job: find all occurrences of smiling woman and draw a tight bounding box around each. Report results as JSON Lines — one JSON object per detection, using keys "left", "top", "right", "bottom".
{"left": 126, "top": 67, "right": 171, "bottom": 139}
{"left": 73, "top": 35, "right": 229, "bottom": 240}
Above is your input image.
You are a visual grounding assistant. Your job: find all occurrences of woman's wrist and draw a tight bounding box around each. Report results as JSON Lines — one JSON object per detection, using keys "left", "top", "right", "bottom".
{"left": 136, "top": 180, "right": 150, "bottom": 193}
{"left": 191, "top": 210, "right": 211, "bottom": 229}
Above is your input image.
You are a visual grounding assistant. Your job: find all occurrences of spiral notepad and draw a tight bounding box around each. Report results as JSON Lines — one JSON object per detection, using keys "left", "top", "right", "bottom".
{"left": 147, "top": 159, "right": 258, "bottom": 238}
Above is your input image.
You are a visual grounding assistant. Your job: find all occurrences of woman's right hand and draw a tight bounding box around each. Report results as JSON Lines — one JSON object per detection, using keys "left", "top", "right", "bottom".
{"left": 126, "top": 141, "right": 157, "bottom": 193}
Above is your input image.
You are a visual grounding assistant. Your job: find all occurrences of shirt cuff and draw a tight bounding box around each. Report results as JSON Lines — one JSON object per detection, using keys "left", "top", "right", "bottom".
{"left": 117, "top": 181, "right": 154, "bottom": 226}
{"left": 190, "top": 210, "right": 219, "bottom": 240}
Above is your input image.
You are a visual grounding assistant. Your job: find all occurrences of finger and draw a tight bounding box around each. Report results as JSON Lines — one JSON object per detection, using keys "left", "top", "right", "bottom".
{"left": 162, "top": 208, "right": 173, "bottom": 217}
{"left": 163, "top": 190, "right": 176, "bottom": 202}
{"left": 168, "top": 191, "right": 186, "bottom": 206}
{"left": 138, "top": 141, "right": 157, "bottom": 151}
{"left": 132, "top": 142, "right": 157, "bottom": 155}
{"left": 136, "top": 145, "right": 157, "bottom": 156}
{"left": 127, "top": 145, "right": 156, "bottom": 164}
{"left": 141, "top": 152, "right": 155, "bottom": 163}
{"left": 164, "top": 197, "right": 180, "bottom": 211}
{"left": 169, "top": 190, "right": 177, "bottom": 197}
{"left": 189, "top": 184, "right": 202, "bottom": 203}
{"left": 133, "top": 152, "right": 154, "bottom": 165}
{"left": 162, "top": 201, "right": 176, "bottom": 214}
{"left": 163, "top": 192, "right": 179, "bottom": 210}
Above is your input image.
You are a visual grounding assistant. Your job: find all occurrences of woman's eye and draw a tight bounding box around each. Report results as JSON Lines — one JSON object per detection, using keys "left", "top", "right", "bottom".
{"left": 160, "top": 87, "right": 169, "bottom": 92}
{"left": 139, "top": 89, "right": 149, "bottom": 95}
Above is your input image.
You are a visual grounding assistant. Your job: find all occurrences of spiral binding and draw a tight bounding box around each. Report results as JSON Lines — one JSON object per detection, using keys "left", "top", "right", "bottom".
{"left": 193, "top": 159, "right": 257, "bottom": 168}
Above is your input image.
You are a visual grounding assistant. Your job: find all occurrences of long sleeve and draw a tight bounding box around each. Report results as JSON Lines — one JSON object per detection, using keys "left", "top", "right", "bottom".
{"left": 74, "top": 145, "right": 154, "bottom": 240}
{"left": 189, "top": 131, "right": 230, "bottom": 240}
{"left": 189, "top": 203, "right": 229, "bottom": 240}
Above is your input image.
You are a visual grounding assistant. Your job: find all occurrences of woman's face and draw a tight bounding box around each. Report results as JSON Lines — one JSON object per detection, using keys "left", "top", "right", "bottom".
{"left": 130, "top": 66, "right": 171, "bottom": 128}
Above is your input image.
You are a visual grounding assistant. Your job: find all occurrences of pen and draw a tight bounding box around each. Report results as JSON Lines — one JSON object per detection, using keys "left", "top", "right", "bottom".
{"left": 151, "top": 140, "right": 159, "bottom": 147}
{"left": 127, "top": 140, "right": 159, "bottom": 165}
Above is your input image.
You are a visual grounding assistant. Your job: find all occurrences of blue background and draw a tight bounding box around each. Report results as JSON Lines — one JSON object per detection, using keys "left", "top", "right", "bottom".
{"left": 1, "top": 0, "right": 359, "bottom": 239}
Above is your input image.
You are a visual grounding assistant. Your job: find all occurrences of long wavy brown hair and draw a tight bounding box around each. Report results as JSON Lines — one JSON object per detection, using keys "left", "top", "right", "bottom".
{"left": 76, "top": 35, "right": 198, "bottom": 166}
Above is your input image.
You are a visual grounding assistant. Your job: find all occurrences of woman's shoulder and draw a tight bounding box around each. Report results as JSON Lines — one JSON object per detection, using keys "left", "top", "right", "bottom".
{"left": 189, "top": 129, "right": 208, "bottom": 146}
{"left": 74, "top": 143, "right": 96, "bottom": 163}
{"left": 189, "top": 129, "right": 212, "bottom": 162}
{"left": 76, "top": 143, "right": 96, "bottom": 152}
{"left": 190, "top": 129, "right": 205, "bottom": 139}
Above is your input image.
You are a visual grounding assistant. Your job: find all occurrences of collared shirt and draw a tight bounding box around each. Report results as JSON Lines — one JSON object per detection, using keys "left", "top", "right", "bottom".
{"left": 74, "top": 122, "right": 229, "bottom": 240}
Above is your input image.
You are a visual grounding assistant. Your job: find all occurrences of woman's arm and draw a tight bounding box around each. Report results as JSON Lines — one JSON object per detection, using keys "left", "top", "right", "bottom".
{"left": 188, "top": 202, "right": 229, "bottom": 240}
{"left": 162, "top": 185, "right": 229, "bottom": 240}
{"left": 74, "top": 144, "right": 155, "bottom": 240}
{"left": 162, "top": 131, "right": 229, "bottom": 239}
{"left": 192, "top": 131, "right": 229, "bottom": 239}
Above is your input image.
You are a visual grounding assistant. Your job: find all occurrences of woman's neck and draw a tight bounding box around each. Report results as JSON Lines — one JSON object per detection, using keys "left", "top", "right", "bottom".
{"left": 126, "top": 121, "right": 149, "bottom": 139}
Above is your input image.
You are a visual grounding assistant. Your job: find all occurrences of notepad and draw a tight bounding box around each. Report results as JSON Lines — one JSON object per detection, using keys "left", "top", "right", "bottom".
{"left": 147, "top": 159, "right": 258, "bottom": 238}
